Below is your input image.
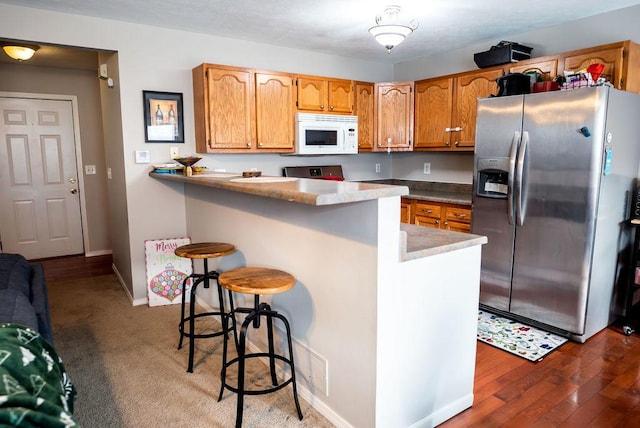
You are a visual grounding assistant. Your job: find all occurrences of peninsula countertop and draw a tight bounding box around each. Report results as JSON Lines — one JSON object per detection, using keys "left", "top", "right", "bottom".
{"left": 151, "top": 171, "right": 486, "bottom": 260}
{"left": 150, "top": 171, "right": 409, "bottom": 206}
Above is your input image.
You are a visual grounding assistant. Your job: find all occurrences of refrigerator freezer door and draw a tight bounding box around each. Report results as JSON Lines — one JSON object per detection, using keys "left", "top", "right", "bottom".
{"left": 509, "top": 88, "right": 608, "bottom": 334}
{"left": 472, "top": 95, "right": 525, "bottom": 311}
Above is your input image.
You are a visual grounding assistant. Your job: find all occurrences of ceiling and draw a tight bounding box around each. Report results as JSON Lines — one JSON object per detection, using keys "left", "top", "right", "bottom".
{"left": 1, "top": 0, "right": 640, "bottom": 66}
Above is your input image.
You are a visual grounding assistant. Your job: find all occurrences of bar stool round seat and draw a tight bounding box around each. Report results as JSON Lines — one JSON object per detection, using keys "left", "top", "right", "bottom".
{"left": 174, "top": 242, "right": 236, "bottom": 373}
{"left": 217, "top": 267, "right": 303, "bottom": 428}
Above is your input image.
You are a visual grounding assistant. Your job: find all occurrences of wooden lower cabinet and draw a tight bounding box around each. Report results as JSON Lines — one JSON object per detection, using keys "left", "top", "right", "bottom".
{"left": 401, "top": 198, "right": 472, "bottom": 233}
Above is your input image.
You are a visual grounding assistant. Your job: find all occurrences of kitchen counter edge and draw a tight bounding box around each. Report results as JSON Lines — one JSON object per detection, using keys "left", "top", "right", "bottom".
{"left": 400, "top": 223, "right": 487, "bottom": 261}
{"left": 150, "top": 172, "right": 409, "bottom": 205}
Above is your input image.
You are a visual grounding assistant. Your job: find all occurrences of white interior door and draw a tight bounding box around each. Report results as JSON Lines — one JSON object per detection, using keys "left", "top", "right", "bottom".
{"left": 0, "top": 97, "right": 84, "bottom": 259}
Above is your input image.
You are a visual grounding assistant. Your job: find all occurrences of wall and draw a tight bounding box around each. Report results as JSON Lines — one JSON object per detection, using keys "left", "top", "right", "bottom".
{"left": 391, "top": 3, "right": 640, "bottom": 185}
{"left": 0, "top": 3, "right": 394, "bottom": 302}
{"left": 0, "top": 63, "right": 112, "bottom": 255}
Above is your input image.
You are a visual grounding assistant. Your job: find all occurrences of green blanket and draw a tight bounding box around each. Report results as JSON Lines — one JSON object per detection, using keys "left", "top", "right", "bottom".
{"left": 0, "top": 323, "right": 78, "bottom": 427}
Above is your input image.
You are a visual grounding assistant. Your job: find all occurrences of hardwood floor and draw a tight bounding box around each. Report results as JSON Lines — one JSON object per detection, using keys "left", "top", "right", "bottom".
{"left": 34, "top": 253, "right": 114, "bottom": 283}
{"left": 35, "top": 255, "right": 640, "bottom": 426}
{"left": 441, "top": 320, "right": 640, "bottom": 427}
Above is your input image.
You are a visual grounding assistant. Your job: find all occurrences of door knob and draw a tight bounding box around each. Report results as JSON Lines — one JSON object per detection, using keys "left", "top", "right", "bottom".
{"left": 70, "top": 188, "right": 78, "bottom": 194}
{"left": 69, "top": 177, "right": 76, "bottom": 184}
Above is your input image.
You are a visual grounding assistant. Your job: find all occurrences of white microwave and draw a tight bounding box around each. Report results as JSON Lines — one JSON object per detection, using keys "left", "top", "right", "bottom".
{"left": 294, "top": 113, "right": 358, "bottom": 155}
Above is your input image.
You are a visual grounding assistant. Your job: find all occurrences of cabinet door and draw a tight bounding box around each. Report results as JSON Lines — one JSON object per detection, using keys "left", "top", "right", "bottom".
{"left": 207, "top": 67, "right": 255, "bottom": 150}
{"left": 296, "top": 76, "right": 327, "bottom": 112}
{"left": 327, "top": 79, "right": 354, "bottom": 113}
{"left": 207, "top": 68, "right": 255, "bottom": 150}
{"left": 509, "top": 59, "right": 558, "bottom": 81}
{"left": 375, "top": 82, "right": 414, "bottom": 151}
{"left": 452, "top": 69, "right": 502, "bottom": 149}
{"left": 414, "top": 77, "right": 453, "bottom": 150}
{"left": 255, "top": 72, "right": 295, "bottom": 151}
{"left": 355, "top": 82, "right": 375, "bottom": 151}
{"left": 563, "top": 46, "right": 624, "bottom": 89}
{"left": 400, "top": 198, "right": 413, "bottom": 224}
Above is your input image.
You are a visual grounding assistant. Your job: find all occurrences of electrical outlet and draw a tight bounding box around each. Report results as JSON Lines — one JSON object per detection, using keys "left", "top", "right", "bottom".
{"left": 375, "top": 163, "right": 381, "bottom": 173}
{"left": 170, "top": 146, "right": 179, "bottom": 159}
{"left": 423, "top": 163, "right": 431, "bottom": 174}
{"left": 85, "top": 165, "right": 96, "bottom": 175}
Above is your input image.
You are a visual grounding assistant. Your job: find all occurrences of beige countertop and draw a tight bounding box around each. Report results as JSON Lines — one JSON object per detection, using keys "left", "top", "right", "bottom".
{"left": 400, "top": 223, "right": 487, "bottom": 261}
{"left": 364, "top": 179, "right": 472, "bottom": 206}
{"left": 150, "top": 171, "right": 409, "bottom": 206}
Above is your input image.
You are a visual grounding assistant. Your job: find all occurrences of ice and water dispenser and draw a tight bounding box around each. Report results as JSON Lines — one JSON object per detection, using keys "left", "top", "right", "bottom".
{"left": 476, "top": 158, "right": 510, "bottom": 198}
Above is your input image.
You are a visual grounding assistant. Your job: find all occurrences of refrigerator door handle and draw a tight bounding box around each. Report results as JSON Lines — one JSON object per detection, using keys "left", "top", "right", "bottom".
{"left": 508, "top": 131, "right": 520, "bottom": 225}
{"left": 515, "top": 131, "right": 529, "bottom": 226}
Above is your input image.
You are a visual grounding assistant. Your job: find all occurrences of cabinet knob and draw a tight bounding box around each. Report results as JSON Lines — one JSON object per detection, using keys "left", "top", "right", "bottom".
{"left": 454, "top": 141, "right": 459, "bottom": 146}
{"left": 435, "top": 220, "right": 440, "bottom": 225}
{"left": 247, "top": 142, "right": 252, "bottom": 148}
{"left": 321, "top": 104, "right": 325, "bottom": 110}
{"left": 454, "top": 127, "right": 462, "bottom": 132}
{"left": 445, "top": 127, "right": 451, "bottom": 132}
{"left": 426, "top": 209, "right": 432, "bottom": 213}
{"left": 329, "top": 105, "right": 334, "bottom": 110}
{"left": 258, "top": 142, "right": 263, "bottom": 147}
{"left": 445, "top": 141, "right": 450, "bottom": 146}
{"left": 455, "top": 213, "right": 467, "bottom": 218}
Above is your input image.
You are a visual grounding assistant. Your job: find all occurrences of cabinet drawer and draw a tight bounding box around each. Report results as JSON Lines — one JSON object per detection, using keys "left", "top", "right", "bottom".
{"left": 415, "top": 202, "right": 441, "bottom": 219}
{"left": 415, "top": 216, "right": 440, "bottom": 228}
{"left": 445, "top": 207, "right": 471, "bottom": 224}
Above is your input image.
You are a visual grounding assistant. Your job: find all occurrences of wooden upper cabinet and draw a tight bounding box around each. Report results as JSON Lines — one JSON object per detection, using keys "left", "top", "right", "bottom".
{"left": 414, "top": 77, "right": 453, "bottom": 150}
{"left": 562, "top": 44, "right": 626, "bottom": 90}
{"left": 354, "top": 81, "right": 375, "bottom": 151}
{"left": 374, "top": 81, "right": 414, "bottom": 152}
{"left": 193, "top": 64, "right": 294, "bottom": 153}
{"left": 296, "top": 75, "right": 354, "bottom": 113}
{"left": 454, "top": 69, "right": 502, "bottom": 149}
{"left": 509, "top": 58, "right": 558, "bottom": 81}
{"left": 255, "top": 72, "right": 295, "bottom": 151}
{"left": 414, "top": 69, "right": 500, "bottom": 151}
{"left": 202, "top": 65, "right": 255, "bottom": 152}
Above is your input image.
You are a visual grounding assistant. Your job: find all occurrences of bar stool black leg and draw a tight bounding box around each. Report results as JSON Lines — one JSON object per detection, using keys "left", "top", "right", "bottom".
{"left": 279, "top": 312, "right": 303, "bottom": 420}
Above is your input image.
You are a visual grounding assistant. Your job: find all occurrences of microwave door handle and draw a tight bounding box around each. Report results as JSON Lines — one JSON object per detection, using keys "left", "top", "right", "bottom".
{"left": 507, "top": 131, "right": 520, "bottom": 225}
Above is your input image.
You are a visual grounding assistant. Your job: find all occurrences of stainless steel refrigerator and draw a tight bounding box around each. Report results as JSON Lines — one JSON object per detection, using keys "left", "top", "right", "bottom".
{"left": 472, "top": 86, "right": 640, "bottom": 342}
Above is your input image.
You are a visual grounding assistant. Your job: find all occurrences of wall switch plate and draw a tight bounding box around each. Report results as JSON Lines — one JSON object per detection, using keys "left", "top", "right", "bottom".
{"left": 170, "top": 146, "right": 179, "bottom": 159}
{"left": 423, "top": 163, "right": 431, "bottom": 174}
{"left": 135, "top": 150, "right": 150, "bottom": 164}
{"left": 85, "top": 165, "right": 96, "bottom": 175}
{"left": 375, "top": 163, "right": 381, "bottom": 173}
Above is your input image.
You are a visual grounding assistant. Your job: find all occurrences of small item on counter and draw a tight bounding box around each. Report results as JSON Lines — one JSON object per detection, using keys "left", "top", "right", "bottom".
{"left": 173, "top": 155, "right": 202, "bottom": 177}
{"left": 242, "top": 170, "right": 262, "bottom": 177}
{"left": 191, "top": 166, "right": 208, "bottom": 174}
{"left": 153, "top": 163, "right": 183, "bottom": 174}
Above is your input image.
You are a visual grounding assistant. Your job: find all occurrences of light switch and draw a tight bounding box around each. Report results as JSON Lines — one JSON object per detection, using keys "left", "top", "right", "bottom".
{"left": 135, "top": 150, "right": 150, "bottom": 164}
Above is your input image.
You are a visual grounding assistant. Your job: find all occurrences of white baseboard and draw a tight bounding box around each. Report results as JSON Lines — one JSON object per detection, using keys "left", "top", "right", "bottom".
{"left": 84, "top": 249, "right": 113, "bottom": 257}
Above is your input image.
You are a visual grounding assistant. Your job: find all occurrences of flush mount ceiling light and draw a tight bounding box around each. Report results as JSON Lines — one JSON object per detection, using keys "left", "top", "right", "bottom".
{"left": 369, "top": 5, "right": 418, "bottom": 53}
{"left": 1, "top": 43, "right": 40, "bottom": 61}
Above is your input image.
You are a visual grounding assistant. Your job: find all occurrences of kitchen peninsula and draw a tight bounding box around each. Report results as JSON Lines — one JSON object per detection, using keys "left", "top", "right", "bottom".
{"left": 151, "top": 171, "right": 486, "bottom": 427}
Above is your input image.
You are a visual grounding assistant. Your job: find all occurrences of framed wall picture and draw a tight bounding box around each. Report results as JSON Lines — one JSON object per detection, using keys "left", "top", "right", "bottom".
{"left": 143, "top": 90, "right": 184, "bottom": 143}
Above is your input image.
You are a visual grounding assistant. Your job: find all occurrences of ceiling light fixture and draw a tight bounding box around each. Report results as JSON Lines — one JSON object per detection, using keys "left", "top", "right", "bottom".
{"left": 1, "top": 43, "right": 40, "bottom": 61}
{"left": 369, "top": 5, "right": 418, "bottom": 53}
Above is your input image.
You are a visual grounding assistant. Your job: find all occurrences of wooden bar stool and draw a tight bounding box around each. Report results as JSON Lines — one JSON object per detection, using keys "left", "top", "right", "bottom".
{"left": 174, "top": 242, "right": 236, "bottom": 373}
{"left": 217, "top": 267, "right": 303, "bottom": 428}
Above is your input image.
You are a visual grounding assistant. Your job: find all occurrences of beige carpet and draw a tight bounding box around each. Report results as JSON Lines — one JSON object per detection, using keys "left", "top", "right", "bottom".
{"left": 47, "top": 274, "right": 335, "bottom": 427}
